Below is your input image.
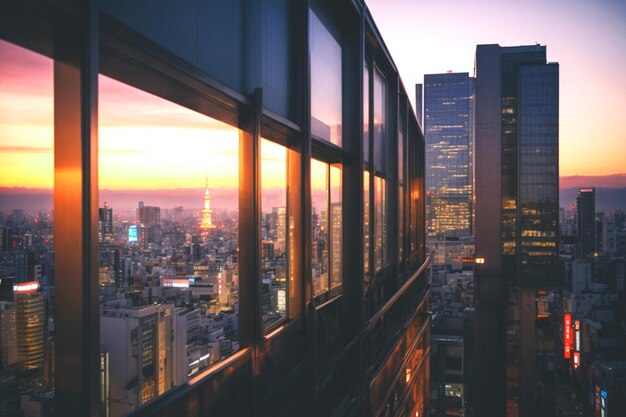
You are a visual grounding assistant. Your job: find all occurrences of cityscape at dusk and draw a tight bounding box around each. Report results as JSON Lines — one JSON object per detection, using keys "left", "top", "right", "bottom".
{"left": 0, "top": 1, "right": 625, "bottom": 417}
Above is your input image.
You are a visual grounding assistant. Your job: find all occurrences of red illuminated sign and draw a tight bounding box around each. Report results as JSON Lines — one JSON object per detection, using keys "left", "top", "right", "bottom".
{"left": 564, "top": 313, "right": 572, "bottom": 359}
{"left": 573, "top": 351, "right": 580, "bottom": 368}
{"left": 13, "top": 281, "right": 39, "bottom": 293}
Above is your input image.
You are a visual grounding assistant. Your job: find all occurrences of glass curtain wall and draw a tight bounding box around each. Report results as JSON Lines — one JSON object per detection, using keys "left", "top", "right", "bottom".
{"left": 310, "top": 9, "right": 342, "bottom": 147}
{"left": 98, "top": 75, "right": 240, "bottom": 417}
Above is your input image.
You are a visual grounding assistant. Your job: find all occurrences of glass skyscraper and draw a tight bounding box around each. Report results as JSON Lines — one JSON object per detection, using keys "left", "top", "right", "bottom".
{"left": 473, "top": 44, "right": 559, "bottom": 417}
{"left": 423, "top": 72, "right": 474, "bottom": 239}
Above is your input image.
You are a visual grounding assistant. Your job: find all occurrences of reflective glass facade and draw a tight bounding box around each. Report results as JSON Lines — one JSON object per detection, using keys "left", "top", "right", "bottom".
{"left": 310, "top": 9, "right": 342, "bottom": 147}
{"left": 518, "top": 63, "right": 559, "bottom": 285}
{"left": 0, "top": 1, "right": 429, "bottom": 416}
{"left": 474, "top": 44, "right": 559, "bottom": 417}
{"left": 424, "top": 73, "right": 474, "bottom": 239}
{"left": 500, "top": 47, "right": 547, "bottom": 271}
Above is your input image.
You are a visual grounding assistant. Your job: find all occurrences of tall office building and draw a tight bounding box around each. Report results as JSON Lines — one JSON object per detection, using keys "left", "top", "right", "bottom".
{"left": 98, "top": 203, "right": 113, "bottom": 243}
{"left": 137, "top": 205, "right": 160, "bottom": 227}
{"left": 14, "top": 282, "right": 45, "bottom": 370}
{"left": 473, "top": 44, "right": 559, "bottom": 417}
{"left": 424, "top": 72, "right": 474, "bottom": 239}
{"left": 577, "top": 188, "right": 596, "bottom": 258}
{"left": 415, "top": 83, "right": 423, "bottom": 126}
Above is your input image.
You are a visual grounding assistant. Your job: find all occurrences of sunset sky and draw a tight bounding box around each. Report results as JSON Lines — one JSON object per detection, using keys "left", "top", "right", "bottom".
{"left": 367, "top": 0, "right": 626, "bottom": 177}
{"left": 1, "top": 0, "right": 625, "bottom": 192}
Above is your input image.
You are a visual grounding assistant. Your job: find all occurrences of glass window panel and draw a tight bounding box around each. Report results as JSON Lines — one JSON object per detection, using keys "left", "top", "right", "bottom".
{"left": 398, "top": 128, "right": 405, "bottom": 262}
{"left": 98, "top": 75, "right": 240, "bottom": 415}
{"left": 310, "top": 10, "right": 342, "bottom": 147}
{"left": 373, "top": 68, "right": 386, "bottom": 172}
{"left": 260, "top": 138, "right": 287, "bottom": 329}
{"left": 398, "top": 128, "right": 404, "bottom": 185}
{"left": 363, "top": 170, "right": 370, "bottom": 281}
{"left": 374, "top": 176, "right": 387, "bottom": 272}
{"left": 363, "top": 62, "right": 369, "bottom": 163}
{"left": 0, "top": 40, "right": 54, "bottom": 416}
{"left": 399, "top": 185, "right": 404, "bottom": 263}
{"left": 311, "top": 159, "right": 329, "bottom": 297}
{"left": 329, "top": 165, "right": 342, "bottom": 290}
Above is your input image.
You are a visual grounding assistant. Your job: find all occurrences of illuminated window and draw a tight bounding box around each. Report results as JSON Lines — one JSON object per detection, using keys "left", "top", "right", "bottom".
{"left": 373, "top": 68, "right": 387, "bottom": 172}
{"left": 364, "top": 61, "right": 370, "bottom": 162}
{"left": 311, "top": 159, "right": 342, "bottom": 297}
{"left": 364, "top": 170, "right": 371, "bottom": 283}
{"left": 398, "top": 125, "right": 405, "bottom": 263}
{"left": 99, "top": 75, "right": 240, "bottom": 414}
{"left": 260, "top": 139, "right": 288, "bottom": 328}
{"left": 374, "top": 176, "right": 387, "bottom": 272}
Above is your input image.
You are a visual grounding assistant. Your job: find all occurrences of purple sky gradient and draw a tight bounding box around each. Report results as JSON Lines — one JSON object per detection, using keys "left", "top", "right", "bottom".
{"left": 366, "top": 0, "right": 626, "bottom": 176}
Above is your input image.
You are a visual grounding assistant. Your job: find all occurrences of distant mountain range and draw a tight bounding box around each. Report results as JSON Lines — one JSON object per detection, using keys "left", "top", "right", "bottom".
{"left": 0, "top": 187, "right": 283, "bottom": 212}
{"left": 560, "top": 174, "right": 626, "bottom": 189}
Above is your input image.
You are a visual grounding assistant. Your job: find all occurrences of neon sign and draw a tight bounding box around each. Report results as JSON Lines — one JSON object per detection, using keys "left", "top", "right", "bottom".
{"left": 13, "top": 281, "right": 39, "bottom": 293}
{"left": 564, "top": 313, "right": 572, "bottom": 359}
{"left": 128, "top": 225, "right": 138, "bottom": 242}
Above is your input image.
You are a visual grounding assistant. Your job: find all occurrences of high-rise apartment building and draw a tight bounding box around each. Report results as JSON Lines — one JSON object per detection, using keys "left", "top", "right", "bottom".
{"left": 137, "top": 205, "right": 160, "bottom": 227}
{"left": 577, "top": 188, "right": 596, "bottom": 258}
{"left": 473, "top": 44, "right": 559, "bottom": 417}
{"left": 424, "top": 72, "right": 474, "bottom": 239}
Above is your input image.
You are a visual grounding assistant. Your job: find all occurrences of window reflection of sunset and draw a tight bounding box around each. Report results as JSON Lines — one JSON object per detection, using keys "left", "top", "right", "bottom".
{"left": 260, "top": 138, "right": 287, "bottom": 189}
{"left": 311, "top": 159, "right": 328, "bottom": 213}
{"left": 0, "top": 39, "right": 53, "bottom": 188}
{"left": 99, "top": 75, "right": 238, "bottom": 190}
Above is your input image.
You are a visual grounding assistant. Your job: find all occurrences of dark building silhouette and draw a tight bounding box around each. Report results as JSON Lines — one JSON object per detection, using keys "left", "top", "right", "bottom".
{"left": 577, "top": 188, "right": 596, "bottom": 258}
{"left": 98, "top": 205, "right": 113, "bottom": 242}
{"left": 473, "top": 44, "right": 559, "bottom": 417}
{"left": 415, "top": 83, "right": 423, "bottom": 126}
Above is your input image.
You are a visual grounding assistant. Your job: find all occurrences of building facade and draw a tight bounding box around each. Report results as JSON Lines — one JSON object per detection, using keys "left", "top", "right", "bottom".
{"left": 473, "top": 44, "right": 559, "bottom": 417}
{"left": 424, "top": 72, "right": 474, "bottom": 239}
{"left": 0, "top": 1, "right": 429, "bottom": 416}
{"left": 577, "top": 188, "right": 596, "bottom": 258}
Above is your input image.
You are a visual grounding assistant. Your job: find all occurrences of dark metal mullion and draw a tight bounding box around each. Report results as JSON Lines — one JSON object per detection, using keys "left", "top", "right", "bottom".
{"left": 327, "top": 164, "right": 332, "bottom": 292}
{"left": 302, "top": 0, "right": 313, "bottom": 314}
{"left": 387, "top": 74, "right": 399, "bottom": 274}
{"left": 54, "top": 0, "right": 100, "bottom": 416}
{"left": 238, "top": 88, "right": 263, "bottom": 350}
{"left": 401, "top": 100, "right": 409, "bottom": 269}
{"left": 238, "top": 87, "right": 263, "bottom": 414}
{"left": 367, "top": 47, "right": 375, "bottom": 299}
